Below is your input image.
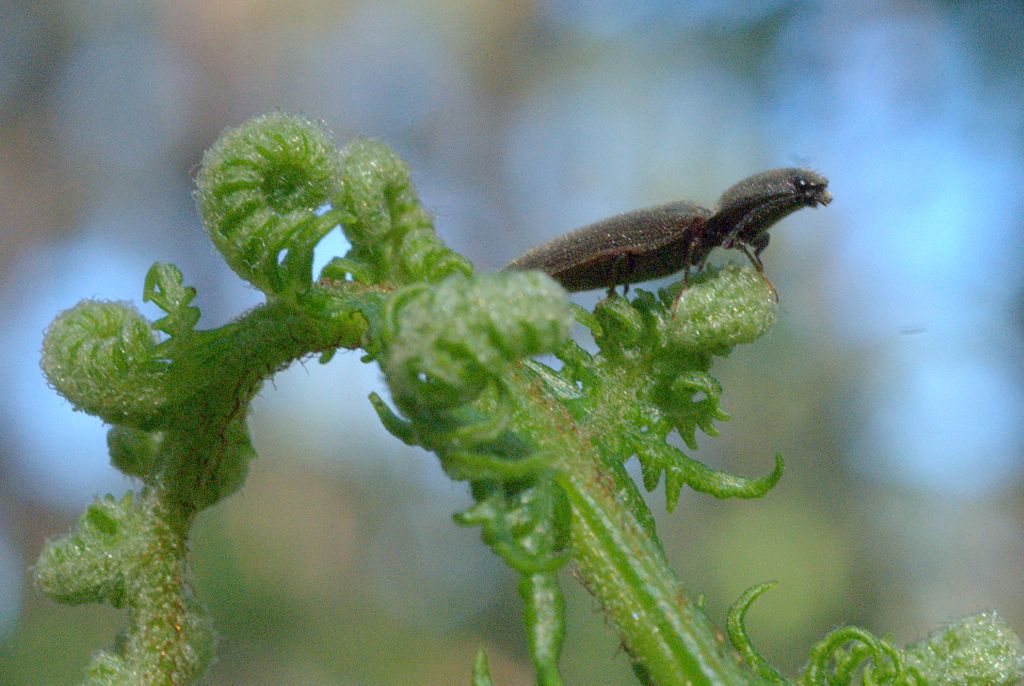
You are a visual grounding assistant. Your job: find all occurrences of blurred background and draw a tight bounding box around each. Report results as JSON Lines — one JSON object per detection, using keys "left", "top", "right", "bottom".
{"left": 1, "top": 1, "right": 1022, "bottom": 684}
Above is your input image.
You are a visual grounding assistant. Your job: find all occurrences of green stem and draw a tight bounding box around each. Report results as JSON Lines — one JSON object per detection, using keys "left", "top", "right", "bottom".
{"left": 125, "top": 489, "right": 197, "bottom": 684}
{"left": 519, "top": 572, "right": 565, "bottom": 686}
{"left": 557, "top": 459, "right": 759, "bottom": 685}
{"left": 499, "top": 363, "right": 761, "bottom": 684}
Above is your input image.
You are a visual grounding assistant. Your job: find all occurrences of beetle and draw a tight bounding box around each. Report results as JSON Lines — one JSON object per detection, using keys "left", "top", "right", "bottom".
{"left": 503, "top": 168, "right": 831, "bottom": 302}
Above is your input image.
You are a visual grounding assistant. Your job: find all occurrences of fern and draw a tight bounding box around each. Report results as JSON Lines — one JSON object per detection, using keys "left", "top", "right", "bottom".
{"left": 34, "top": 114, "right": 1024, "bottom": 686}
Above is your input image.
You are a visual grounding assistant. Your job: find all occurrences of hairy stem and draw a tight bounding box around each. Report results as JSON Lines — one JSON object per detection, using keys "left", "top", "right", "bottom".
{"left": 558, "top": 456, "right": 757, "bottom": 685}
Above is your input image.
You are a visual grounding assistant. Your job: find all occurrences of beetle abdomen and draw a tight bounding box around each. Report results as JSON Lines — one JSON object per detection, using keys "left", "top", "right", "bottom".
{"left": 504, "top": 201, "right": 711, "bottom": 292}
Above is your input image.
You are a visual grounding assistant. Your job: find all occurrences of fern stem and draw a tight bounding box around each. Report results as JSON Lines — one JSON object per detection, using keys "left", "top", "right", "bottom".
{"left": 557, "top": 460, "right": 760, "bottom": 685}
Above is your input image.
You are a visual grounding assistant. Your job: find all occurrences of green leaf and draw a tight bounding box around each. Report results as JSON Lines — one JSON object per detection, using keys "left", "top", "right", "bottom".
{"left": 382, "top": 271, "right": 572, "bottom": 414}
{"left": 335, "top": 138, "right": 472, "bottom": 286}
{"left": 472, "top": 649, "right": 496, "bottom": 686}
{"left": 905, "top": 612, "right": 1024, "bottom": 686}
{"left": 726, "top": 582, "right": 789, "bottom": 684}
{"left": 143, "top": 263, "right": 200, "bottom": 340}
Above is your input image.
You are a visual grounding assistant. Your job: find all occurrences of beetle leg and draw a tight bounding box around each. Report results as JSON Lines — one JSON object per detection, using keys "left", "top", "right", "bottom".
{"left": 604, "top": 252, "right": 637, "bottom": 300}
{"left": 737, "top": 243, "right": 778, "bottom": 302}
{"left": 751, "top": 232, "right": 770, "bottom": 258}
{"left": 671, "top": 234, "right": 704, "bottom": 314}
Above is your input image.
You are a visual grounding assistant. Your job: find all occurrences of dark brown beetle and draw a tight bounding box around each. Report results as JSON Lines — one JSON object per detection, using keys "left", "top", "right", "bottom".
{"left": 504, "top": 168, "right": 831, "bottom": 302}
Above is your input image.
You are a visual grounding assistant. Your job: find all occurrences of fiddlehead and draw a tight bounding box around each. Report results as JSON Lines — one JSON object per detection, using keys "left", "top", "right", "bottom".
{"left": 41, "top": 300, "right": 166, "bottom": 428}
{"left": 196, "top": 112, "right": 346, "bottom": 296}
